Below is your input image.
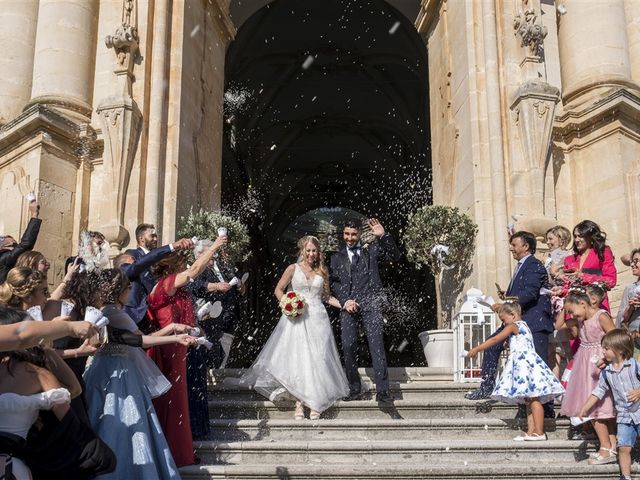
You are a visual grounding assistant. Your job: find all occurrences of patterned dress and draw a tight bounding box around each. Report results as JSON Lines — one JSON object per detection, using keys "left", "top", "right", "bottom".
{"left": 492, "top": 321, "right": 564, "bottom": 404}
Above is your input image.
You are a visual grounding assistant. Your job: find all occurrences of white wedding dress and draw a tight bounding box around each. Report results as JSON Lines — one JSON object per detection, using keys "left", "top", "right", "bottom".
{"left": 242, "top": 264, "right": 349, "bottom": 412}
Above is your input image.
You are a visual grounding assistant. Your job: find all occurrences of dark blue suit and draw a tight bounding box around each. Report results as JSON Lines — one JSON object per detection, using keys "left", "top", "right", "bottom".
{"left": 329, "top": 233, "right": 400, "bottom": 395}
{"left": 121, "top": 245, "right": 172, "bottom": 326}
{"left": 477, "top": 254, "right": 553, "bottom": 394}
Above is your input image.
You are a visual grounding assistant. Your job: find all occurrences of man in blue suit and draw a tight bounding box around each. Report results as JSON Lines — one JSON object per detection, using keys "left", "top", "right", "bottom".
{"left": 115, "top": 223, "right": 192, "bottom": 332}
{"left": 329, "top": 218, "right": 400, "bottom": 403}
{"left": 465, "top": 230, "right": 553, "bottom": 400}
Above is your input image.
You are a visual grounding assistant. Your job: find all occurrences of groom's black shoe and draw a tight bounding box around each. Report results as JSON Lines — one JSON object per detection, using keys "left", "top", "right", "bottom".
{"left": 342, "top": 392, "right": 362, "bottom": 402}
{"left": 375, "top": 391, "right": 394, "bottom": 403}
{"left": 464, "top": 389, "right": 492, "bottom": 400}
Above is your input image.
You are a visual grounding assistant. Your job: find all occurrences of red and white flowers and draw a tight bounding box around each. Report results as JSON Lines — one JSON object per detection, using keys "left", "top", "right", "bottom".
{"left": 280, "top": 291, "right": 306, "bottom": 318}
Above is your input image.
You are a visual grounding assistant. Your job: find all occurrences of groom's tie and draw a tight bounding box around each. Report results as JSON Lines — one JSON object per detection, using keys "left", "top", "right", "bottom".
{"left": 349, "top": 246, "right": 360, "bottom": 268}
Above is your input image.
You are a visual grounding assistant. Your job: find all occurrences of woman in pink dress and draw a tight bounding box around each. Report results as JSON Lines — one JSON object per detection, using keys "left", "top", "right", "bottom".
{"left": 147, "top": 235, "right": 227, "bottom": 467}
{"left": 558, "top": 220, "right": 617, "bottom": 311}
{"left": 560, "top": 287, "right": 617, "bottom": 465}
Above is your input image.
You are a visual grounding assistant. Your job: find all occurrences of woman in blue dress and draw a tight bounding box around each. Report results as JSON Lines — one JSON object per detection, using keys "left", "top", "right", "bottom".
{"left": 83, "top": 269, "right": 198, "bottom": 479}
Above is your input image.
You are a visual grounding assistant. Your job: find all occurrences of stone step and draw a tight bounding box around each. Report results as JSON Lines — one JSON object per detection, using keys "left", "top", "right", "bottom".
{"left": 191, "top": 439, "right": 600, "bottom": 466}
{"left": 207, "top": 418, "right": 574, "bottom": 442}
{"left": 212, "top": 367, "right": 454, "bottom": 385}
{"left": 209, "top": 381, "right": 472, "bottom": 401}
{"left": 179, "top": 463, "right": 630, "bottom": 480}
{"left": 208, "top": 398, "right": 523, "bottom": 420}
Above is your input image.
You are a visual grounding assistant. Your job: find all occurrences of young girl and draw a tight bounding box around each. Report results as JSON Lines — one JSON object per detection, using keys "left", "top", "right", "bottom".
{"left": 467, "top": 299, "right": 563, "bottom": 441}
{"left": 560, "top": 286, "right": 617, "bottom": 464}
{"left": 545, "top": 226, "right": 573, "bottom": 380}
{"left": 580, "top": 329, "right": 640, "bottom": 480}
{"left": 83, "top": 268, "right": 198, "bottom": 479}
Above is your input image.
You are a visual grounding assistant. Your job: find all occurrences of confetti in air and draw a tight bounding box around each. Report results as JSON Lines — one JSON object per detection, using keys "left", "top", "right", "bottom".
{"left": 389, "top": 21, "right": 401, "bottom": 35}
{"left": 302, "top": 55, "right": 315, "bottom": 69}
{"left": 190, "top": 25, "right": 200, "bottom": 37}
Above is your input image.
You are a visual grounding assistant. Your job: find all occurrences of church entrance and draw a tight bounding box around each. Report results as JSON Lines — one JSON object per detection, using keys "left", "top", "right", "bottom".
{"left": 221, "top": 0, "right": 434, "bottom": 367}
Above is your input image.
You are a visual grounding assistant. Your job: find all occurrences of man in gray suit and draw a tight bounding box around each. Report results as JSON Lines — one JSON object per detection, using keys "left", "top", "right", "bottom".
{"left": 329, "top": 218, "right": 400, "bottom": 402}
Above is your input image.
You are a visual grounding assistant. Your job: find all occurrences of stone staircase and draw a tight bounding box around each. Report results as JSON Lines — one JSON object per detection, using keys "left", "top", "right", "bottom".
{"left": 179, "top": 367, "right": 629, "bottom": 479}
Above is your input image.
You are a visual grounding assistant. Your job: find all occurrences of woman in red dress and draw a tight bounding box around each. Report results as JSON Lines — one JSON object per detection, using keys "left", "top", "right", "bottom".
{"left": 147, "top": 236, "right": 227, "bottom": 466}
{"left": 558, "top": 220, "right": 617, "bottom": 311}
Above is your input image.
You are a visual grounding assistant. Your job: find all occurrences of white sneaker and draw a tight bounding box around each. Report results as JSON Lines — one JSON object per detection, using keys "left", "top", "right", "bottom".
{"left": 523, "top": 433, "right": 547, "bottom": 441}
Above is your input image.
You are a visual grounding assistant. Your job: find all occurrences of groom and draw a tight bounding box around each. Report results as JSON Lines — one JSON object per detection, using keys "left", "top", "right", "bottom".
{"left": 329, "top": 218, "right": 400, "bottom": 403}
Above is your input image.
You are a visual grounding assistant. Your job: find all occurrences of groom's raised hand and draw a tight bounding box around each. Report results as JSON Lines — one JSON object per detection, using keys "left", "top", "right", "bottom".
{"left": 368, "top": 218, "right": 385, "bottom": 237}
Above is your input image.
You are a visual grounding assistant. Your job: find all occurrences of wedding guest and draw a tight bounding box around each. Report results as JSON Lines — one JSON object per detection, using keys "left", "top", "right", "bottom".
{"left": 190, "top": 240, "right": 242, "bottom": 369}
{"left": 0, "top": 307, "right": 116, "bottom": 479}
{"left": 560, "top": 286, "right": 617, "bottom": 465}
{"left": 557, "top": 220, "right": 617, "bottom": 311}
{"left": 467, "top": 300, "right": 563, "bottom": 441}
{"left": 15, "top": 250, "right": 50, "bottom": 275}
{"left": 64, "top": 231, "right": 108, "bottom": 274}
{"left": 617, "top": 248, "right": 640, "bottom": 330}
{"left": 0, "top": 305, "right": 97, "bottom": 352}
{"left": 146, "top": 235, "right": 227, "bottom": 466}
{"left": 544, "top": 226, "right": 573, "bottom": 381}
{"left": 0, "top": 198, "right": 41, "bottom": 282}
{"left": 0, "top": 267, "right": 48, "bottom": 312}
{"left": 120, "top": 225, "right": 193, "bottom": 331}
{"left": 466, "top": 231, "right": 553, "bottom": 401}
{"left": 242, "top": 236, "right": 348, "bottom": 420}
{"left": 83, "top": 268, "right": 196, "bottom": 479}
{"left": 544, "top": 225, "right": 572, "bottom": 281}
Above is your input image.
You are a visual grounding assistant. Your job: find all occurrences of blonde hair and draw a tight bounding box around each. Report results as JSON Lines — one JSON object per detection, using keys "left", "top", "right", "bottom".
{"left": 0, "top": 267, "right": 47, "bottom": 307}
{"left": 601, "top": 329, "right": 634, "bottom": 360}
{"left": 297, "top": 236, "right": 330, "bottom": 298}
{"left": 546, "top": 225, "right": 572, "bottom": 248}
{"left": 15, "top": 251, "right": 46, "bottom": 271}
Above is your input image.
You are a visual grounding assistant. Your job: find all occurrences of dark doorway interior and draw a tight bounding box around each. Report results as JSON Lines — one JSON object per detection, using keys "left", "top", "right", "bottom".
{"left": 221, "top": 0, "right": 434, "bottom": 366}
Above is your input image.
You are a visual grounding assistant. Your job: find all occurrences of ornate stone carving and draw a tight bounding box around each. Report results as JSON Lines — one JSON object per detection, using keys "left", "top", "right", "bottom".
{"left": 510, "top": 80, "right": 560, "bottom": 219}
{"left": 513, "top": 0, "right": 547, "bottom": 57}
{"left": 95, "top": 0, "right": 142, "bottom": 252}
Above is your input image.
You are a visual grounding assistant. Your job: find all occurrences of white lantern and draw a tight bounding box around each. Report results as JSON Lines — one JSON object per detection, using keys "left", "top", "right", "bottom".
{"left": 452, "top": 288, "right": 498, "bottom": 382}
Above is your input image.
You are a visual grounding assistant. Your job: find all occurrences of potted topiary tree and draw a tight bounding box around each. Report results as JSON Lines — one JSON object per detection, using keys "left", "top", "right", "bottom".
{"left": 403, "top": 205, "right": 478, "bottom": 367}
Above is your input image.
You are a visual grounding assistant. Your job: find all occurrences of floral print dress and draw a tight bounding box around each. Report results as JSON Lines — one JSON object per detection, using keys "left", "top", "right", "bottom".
{"left": 491, "top": 321, "right": 564, "bottom": 404}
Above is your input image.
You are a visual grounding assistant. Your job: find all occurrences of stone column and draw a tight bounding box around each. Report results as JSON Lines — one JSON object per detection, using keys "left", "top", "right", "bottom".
{"left": 557, "top": 0, "right": 635, "bottom": 102}
{"left": 625, "top": 0, "right": 640, "bottom": 84}
{"left": 0, "top": 0, "right": 39, "bottom": 125}
{"left": 27, "top": 0, "right": 99, "bottom": 121}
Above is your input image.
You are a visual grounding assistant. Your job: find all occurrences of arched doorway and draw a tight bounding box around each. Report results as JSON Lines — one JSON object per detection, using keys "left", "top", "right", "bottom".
{"left": 222, "top": 0, "right": 433, "bottom": 366}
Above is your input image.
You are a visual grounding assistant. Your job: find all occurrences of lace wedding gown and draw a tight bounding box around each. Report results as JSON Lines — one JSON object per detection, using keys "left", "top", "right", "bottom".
{"left": 243, "top": 264, "right": 349, "bottom": 412}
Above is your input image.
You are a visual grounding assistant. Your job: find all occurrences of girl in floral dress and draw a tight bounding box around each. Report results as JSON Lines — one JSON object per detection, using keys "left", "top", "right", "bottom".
{"left": 468, "top": 299, "right": 563, "bottom": 441}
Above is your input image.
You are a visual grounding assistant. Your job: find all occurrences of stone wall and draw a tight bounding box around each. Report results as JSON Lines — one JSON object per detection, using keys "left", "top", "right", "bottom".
{"left": 419, "top": 0, "right": 640, "bottom": 313}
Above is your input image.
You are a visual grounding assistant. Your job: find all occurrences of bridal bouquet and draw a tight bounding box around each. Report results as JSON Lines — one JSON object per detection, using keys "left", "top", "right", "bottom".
{"left": 280, "top": 291, "right": 306, "bottom": 318}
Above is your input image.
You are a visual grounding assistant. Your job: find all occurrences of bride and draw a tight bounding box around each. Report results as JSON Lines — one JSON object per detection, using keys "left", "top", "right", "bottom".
{"left": 243, "top": 235, "right": 348, "bottom": 420}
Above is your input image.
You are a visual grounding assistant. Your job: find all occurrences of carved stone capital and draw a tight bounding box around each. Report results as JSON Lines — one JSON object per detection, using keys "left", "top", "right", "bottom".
{"left": 513, "top": 0, "right": 547, "bottom": 58}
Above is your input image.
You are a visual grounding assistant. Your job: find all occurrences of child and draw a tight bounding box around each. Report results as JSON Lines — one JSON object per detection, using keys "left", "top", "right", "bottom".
{"left": 544, "top": 225, "right": 572, "bottom": 279}
{"left": 560, "top": 286, "right": 617, "bottom": 464}
{"left": 580, "top": 329, "right": 640, "bottom": 480}
{"left": 467, "top": 299, "right": 564, "bottom": 441}
{"left": 545, "top": 226, "right": 573, "bottom": 380}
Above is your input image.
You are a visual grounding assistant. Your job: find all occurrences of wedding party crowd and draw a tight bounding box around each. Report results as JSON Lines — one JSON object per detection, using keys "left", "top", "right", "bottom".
{"left": 465, "top": 222, "right": 640, "bottom": 480}
{"left": 1, "top": 195, "right": 640, "bottom": 480}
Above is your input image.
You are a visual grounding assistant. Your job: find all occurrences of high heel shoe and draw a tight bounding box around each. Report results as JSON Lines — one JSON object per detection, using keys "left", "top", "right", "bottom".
{"left": 309, "top": 410, "right": 320, "bottom": 421}
{"left": 294, "top": 401, "right": 304, "bottom": 420}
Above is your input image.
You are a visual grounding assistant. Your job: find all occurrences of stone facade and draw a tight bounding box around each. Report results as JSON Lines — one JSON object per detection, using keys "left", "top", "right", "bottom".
{"left": 0, "top": 0, "right": 638, "bottom": 310}
{"left": 417, "top": 0, "right": 640, "bottom": 311}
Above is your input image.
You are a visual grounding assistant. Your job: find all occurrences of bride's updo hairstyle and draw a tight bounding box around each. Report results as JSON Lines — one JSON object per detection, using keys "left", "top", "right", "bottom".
{"left": 0, "top": 267, "right": 46, "bottom": 307}
{"left": 297, "top": 236, "right": 330, "bottom": 298}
